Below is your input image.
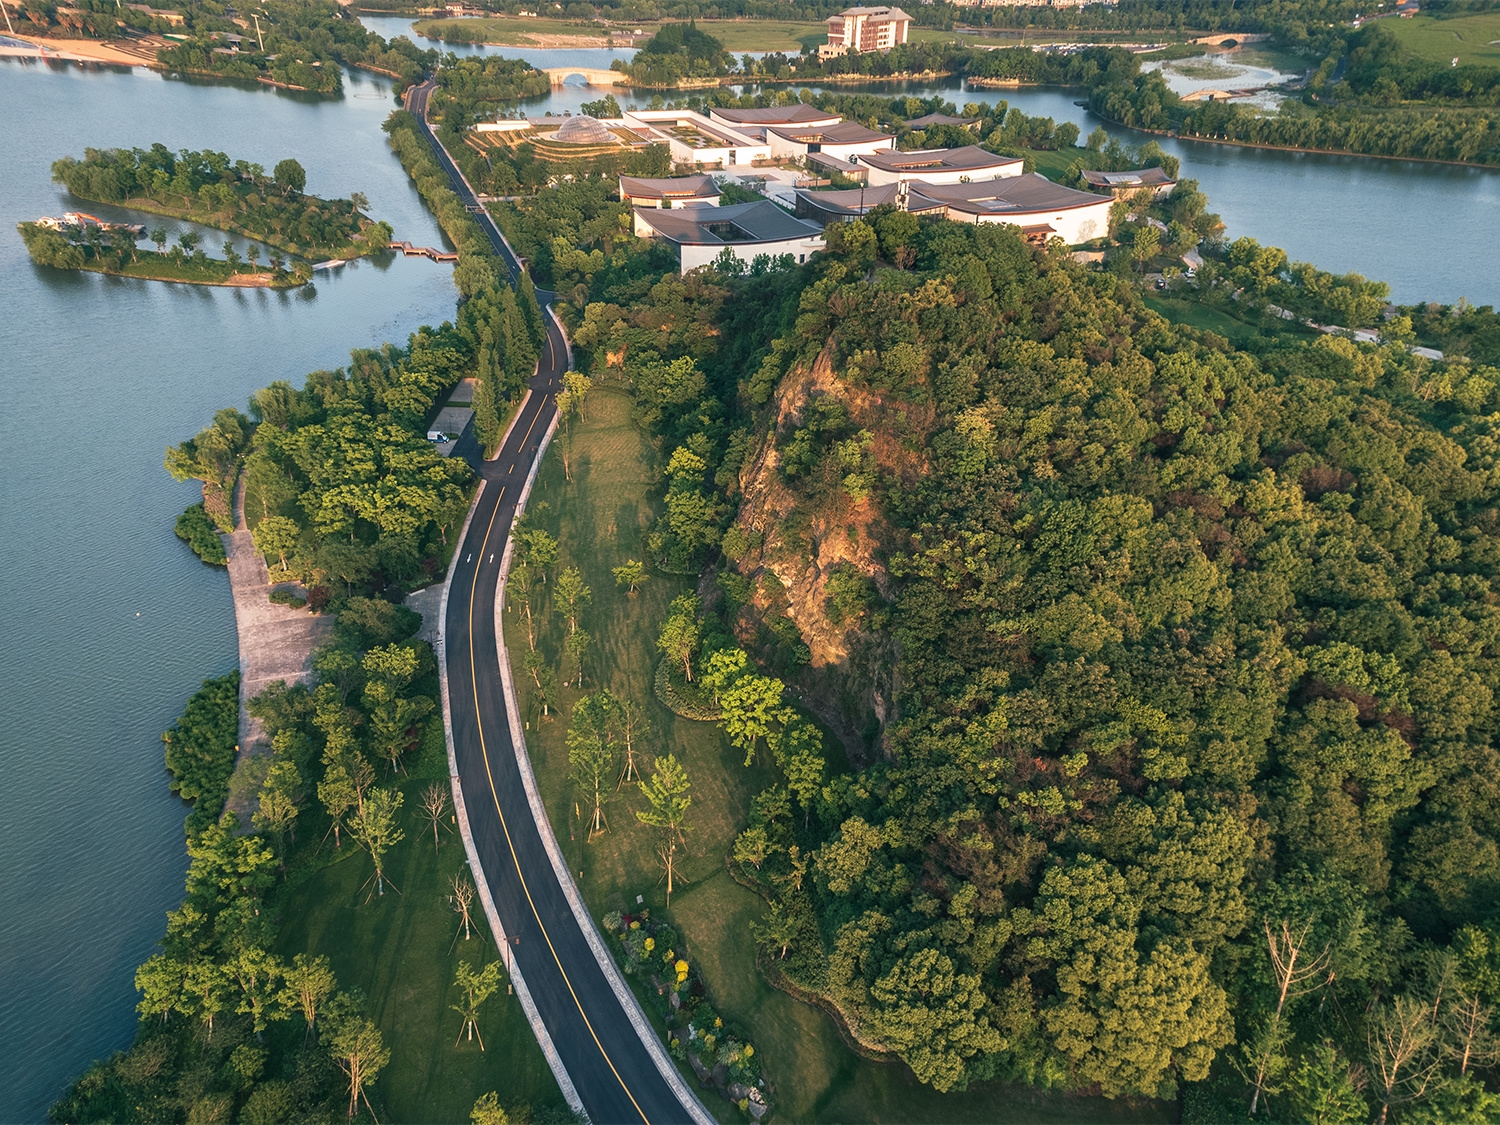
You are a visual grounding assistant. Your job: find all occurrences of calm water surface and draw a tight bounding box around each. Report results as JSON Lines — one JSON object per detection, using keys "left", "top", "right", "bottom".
{"left": 0, "top": 59, "right": 460, "bottom": 1121}
{"left": 2, "top": 23, "right": 1498, "bottom": 1122}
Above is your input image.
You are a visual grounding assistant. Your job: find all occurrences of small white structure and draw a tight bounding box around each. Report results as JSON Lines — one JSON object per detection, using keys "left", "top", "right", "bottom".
{"left": 622, "top": 110, "right": 769, "bottom": 167}
{"left": 633, "top": 200, "right": 825, "bottom": 273}
{"left": 1079, "top": 166, "right": 1177, "bottom": 200}
{"left": 619, "top": 174, "right": 722, "bottom": 209}
{"left": 707, "top": 104, "right": 844, "bottom": 140}
{"left": 858, "top": 145, "right": 1025, "bottom": 187}
{"left": 910, "top": 175, "right": 1114, "bottom": 245}
{"left": 767, "top": 121, "right": 896, "bottom": 162}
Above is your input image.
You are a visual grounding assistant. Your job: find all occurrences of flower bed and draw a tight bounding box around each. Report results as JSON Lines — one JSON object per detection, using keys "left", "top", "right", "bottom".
{"left": 602, "top": 910, "right": 771, "bottom": 1121}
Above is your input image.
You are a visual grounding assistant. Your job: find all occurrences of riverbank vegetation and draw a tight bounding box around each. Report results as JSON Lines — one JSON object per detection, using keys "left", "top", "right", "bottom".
{"left": 55, "top": 302, "right": 565, "bottom": 1121}
{"left": 51, "top": 145, "right": 392, "bottom": 261}
{"left": 18, "top": 220, "right": 310, "bottom": 289}
{"left": 511, "top": 148, "right": 1500, "bottom": 1119}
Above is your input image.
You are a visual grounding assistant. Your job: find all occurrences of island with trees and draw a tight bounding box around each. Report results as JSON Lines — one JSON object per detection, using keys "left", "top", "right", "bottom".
{"left": 49, "top": 145, "right": 394, "bottom": 264}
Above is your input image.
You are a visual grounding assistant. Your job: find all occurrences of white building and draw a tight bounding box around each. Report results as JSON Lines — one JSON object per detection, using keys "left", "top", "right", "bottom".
{"left": 767, "top": 121, "right": 896, "bottom": 162}
{"left": 618, "top": 174, "right": 721, "bottom": 209}
{"left": 633, "top": 200, "right": 825, "bottom": 273}
{"left": 858, "top": 144, "right": 1026, "bottom": 186}
{"left": 910, "top": 175, "right": 1113, "bottom": 244}
{"left": 621, "top": 110, "right": 769, "bottom": 168}
{"left": 707, "top": 104, "right": 844, "bottom": 140}
{"left": 820, "top": 6, "right": 912, "bottom": 59}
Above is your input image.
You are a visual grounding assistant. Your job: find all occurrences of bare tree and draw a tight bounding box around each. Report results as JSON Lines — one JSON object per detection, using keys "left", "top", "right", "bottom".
{"left": 1444, "top": 993, "right": 1500, "bottom": 1076}
{"left": 1368, "top": 995, "right": 1442, "bottom": 1125}
{"left": 1248, "top": 919, "right": 1334, "bottom": 1116}
{"left": 420, "top": 782, "right": 452, "bottom": 855}
{"left": 450, "top": 872, "right": 477, "bottom": 944}
{"left": 615, "top": 696, "right": 650, "bottom": 787}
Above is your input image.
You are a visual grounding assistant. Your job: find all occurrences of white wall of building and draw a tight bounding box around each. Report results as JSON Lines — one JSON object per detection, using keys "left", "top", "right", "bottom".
{"left": 955, "top": 198, "right": 1112, "bottom": 245}
{"left": 862, "top": 161, "right": 1023, "bottom": 188}
{"left": 677, "top": 234, "right": 825, "bottom": 273}
{"left": 768, "top": 132, "right": 894, "bottom": 161}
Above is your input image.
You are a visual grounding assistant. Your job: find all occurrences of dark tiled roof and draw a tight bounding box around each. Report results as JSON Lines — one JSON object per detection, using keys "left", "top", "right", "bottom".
{"left": 1079, "top": 166, "right": 1176, "bottom": 188}
{"left": 618, "top": 174, "right": 721, "bottom": 201}
{"left": 911, "top": 174, "right": 1110, "bottom": 215}
{"left": 710, "top": 105, "right": 840, "bottom": 126}
{"left": 767, "top": 121, "right": 893, "bottom": 145}
{"left": 859, "top": 144, "right": 1023, "bottom": 174}
{"left": 904, "top": 113, "right": 978, "bottom": 128}
{"left": 636, "top": 200, "right": 823, "bottom": 245}
{"left": 793, "top": 183, "right": 945, "bottom": 217}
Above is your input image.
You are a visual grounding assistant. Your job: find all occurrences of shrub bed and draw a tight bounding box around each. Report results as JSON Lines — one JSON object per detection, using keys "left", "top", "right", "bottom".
{"left": 601, "top": 910, "right": 771, "bottom": 1120}
{"left": 174, "top": 502, "right": 228, "bottom": 566}
{"left": 654, "top": 658, "right": 724, "bottom": 722}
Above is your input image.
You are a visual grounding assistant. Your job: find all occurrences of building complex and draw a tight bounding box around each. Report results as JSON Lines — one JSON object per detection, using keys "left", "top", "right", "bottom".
{"left": 819, "top": 5, "right": 912, "bottom": 59}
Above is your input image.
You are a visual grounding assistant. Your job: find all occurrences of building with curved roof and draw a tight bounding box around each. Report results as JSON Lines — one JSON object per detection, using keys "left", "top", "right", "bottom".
{"left": 553, "top": 114, "right": 615, "bottom": 144}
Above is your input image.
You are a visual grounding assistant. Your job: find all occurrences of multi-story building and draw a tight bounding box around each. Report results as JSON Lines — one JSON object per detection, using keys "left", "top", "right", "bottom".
{"left": 818, "top": 6, "right": 912, "bottom": 59}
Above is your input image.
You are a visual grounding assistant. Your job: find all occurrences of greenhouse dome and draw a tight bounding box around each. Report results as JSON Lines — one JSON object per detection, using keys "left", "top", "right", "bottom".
{"left": 553, "top": 115, "right": 615, "bottom": 144}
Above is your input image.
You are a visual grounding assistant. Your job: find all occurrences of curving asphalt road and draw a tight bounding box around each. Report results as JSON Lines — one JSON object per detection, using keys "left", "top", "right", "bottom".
{"left": 404, "top": 80, "right": 705, "bottom": 1125}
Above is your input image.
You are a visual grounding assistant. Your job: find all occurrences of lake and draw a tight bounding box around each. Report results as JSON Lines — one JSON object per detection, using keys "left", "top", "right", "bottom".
{"left": 0, "top": 57, "right": 462, "bottom": 1122}
{"left": 1, "top": 22, "right": 1498, "bottom": 1122}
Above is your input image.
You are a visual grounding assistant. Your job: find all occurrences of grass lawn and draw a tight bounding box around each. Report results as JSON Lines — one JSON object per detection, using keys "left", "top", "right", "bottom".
{"left": 272, "top": 721, "right": 567, "bottom": 1123}
{"left": 1387, "top": 13, "right": 1500, "bottom": 70}
{"left": 413, "top": 15, "right": 604, "bottom": 44}
{"left": 1143, "top": 292, "right": 1318, "bottom": 347}
{"left": 504, "top": 388, "right": 777, "bottom": 918}
{"left": 512, "top": 389, "right": 1171, "bottom": 1124}
{"left": 1026, "top": 145, "right": 1087, "bottom": 181}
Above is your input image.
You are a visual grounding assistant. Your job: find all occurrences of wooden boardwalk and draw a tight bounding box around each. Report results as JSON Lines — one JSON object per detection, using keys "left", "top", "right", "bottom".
{"left": 393, "top": 239, "right": 459, "bottom": 262}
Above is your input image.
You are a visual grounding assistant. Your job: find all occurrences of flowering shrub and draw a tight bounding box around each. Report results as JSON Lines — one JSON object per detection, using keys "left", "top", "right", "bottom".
{"left": 601, "top": 912, "right": 771, "bottom": 1118}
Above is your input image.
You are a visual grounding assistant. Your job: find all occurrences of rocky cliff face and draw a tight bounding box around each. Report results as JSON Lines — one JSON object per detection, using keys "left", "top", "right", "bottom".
{"left": 724, "top": 342, "right": 902, "bottom": 767}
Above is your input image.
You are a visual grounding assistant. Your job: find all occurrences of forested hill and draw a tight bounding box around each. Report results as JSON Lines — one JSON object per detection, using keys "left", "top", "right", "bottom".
{"left": 569, "top": 213, "right": 1500, "bottom": 1117}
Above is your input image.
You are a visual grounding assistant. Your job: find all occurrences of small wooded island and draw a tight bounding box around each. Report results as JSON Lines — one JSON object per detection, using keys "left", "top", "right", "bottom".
{"left": 19, "top": 144, "right": 394, "bottom": 287}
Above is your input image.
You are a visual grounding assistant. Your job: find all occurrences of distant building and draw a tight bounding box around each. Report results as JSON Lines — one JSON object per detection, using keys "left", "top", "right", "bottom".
{"left": 819, "top": 6, "right": 912, "bottom": 60}
{"left": 857, "top": 144, "right": 1025, "bottom": 186}
{"left": 633, "top": 200, "right": 825, "bottom": 273}
{"left": 618, "top": 174, "right": 721, "bottom": 209}
{"left": 1079, "top": 166, "right": 1177, "bottom": 200}
{"left": 767, "top": 121, "right": 896, "bottom": 161}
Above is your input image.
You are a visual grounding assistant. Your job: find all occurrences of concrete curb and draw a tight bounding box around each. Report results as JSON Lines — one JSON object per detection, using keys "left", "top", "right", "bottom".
{"left": 494, "top": 379, "right": 715, "bottom": 1125}
{"left": 437, "top": 478, "right": 586, "bottom": 1119}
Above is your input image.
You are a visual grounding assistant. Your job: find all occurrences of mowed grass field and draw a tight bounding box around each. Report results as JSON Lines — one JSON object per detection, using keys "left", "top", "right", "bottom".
{"left": 504, "top": 388, "right": 776, "bottom": 919}
{"left": 510, "top": 388, "right": 1170, "bottom": 1125}
{"left": 273, "top": 723, "right": 567, "bottom": 1123}
{"left": 413, "top": 15, "right": 604, "bottom": 44}
{"left": 1387, "top": 13, "right": 1500, "bottom": 69}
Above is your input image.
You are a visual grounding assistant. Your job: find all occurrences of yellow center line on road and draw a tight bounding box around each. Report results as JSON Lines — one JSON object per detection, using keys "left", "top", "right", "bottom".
{"left": 462, "top": 395, "right": 651, "bottom": 1123}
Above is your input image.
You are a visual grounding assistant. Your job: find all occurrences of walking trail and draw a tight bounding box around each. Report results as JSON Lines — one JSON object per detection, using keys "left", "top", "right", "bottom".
{"left": 220, "top": 474, "right": 334, "bottom": 826}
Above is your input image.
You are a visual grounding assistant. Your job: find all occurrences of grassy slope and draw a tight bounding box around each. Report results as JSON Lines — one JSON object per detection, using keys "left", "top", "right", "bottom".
{"left": 515, "top": 389, "right": 1170, "bottom": 1125}
{"left": 503, "top": 389, "right": 772, "bottom": 916}
{"left": 1143, "top": 292, "right": 1319, "bottom": 347}
{"left": 273, "top": 720, "right": 566, "bottom": 1121}
{"left": 1387, "top": 12, "right": 1500, "bottom": 69}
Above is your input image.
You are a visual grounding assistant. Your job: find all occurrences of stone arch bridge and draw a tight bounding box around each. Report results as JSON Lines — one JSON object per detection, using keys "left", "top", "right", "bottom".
{"left": 542, "top": 66, "right": 631, "bottom": 86}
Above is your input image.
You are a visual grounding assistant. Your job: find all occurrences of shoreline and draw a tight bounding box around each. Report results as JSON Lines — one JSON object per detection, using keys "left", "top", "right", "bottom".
{"left": 69, "top": 192, "right": 385, "bottom": 263}
{"left": 69, "top": 260, "right": 305, "bottom": 287}
{"left": 1093, "top": 110, "right": 1500, "bottom": 170}
{"left": 0, "top": 34, "right": 156, "bottom": 66}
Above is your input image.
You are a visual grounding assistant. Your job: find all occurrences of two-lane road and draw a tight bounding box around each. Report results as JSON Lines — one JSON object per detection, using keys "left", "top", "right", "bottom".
{"left": 407, "top": 79, "right": 704, "bottom": 1124}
